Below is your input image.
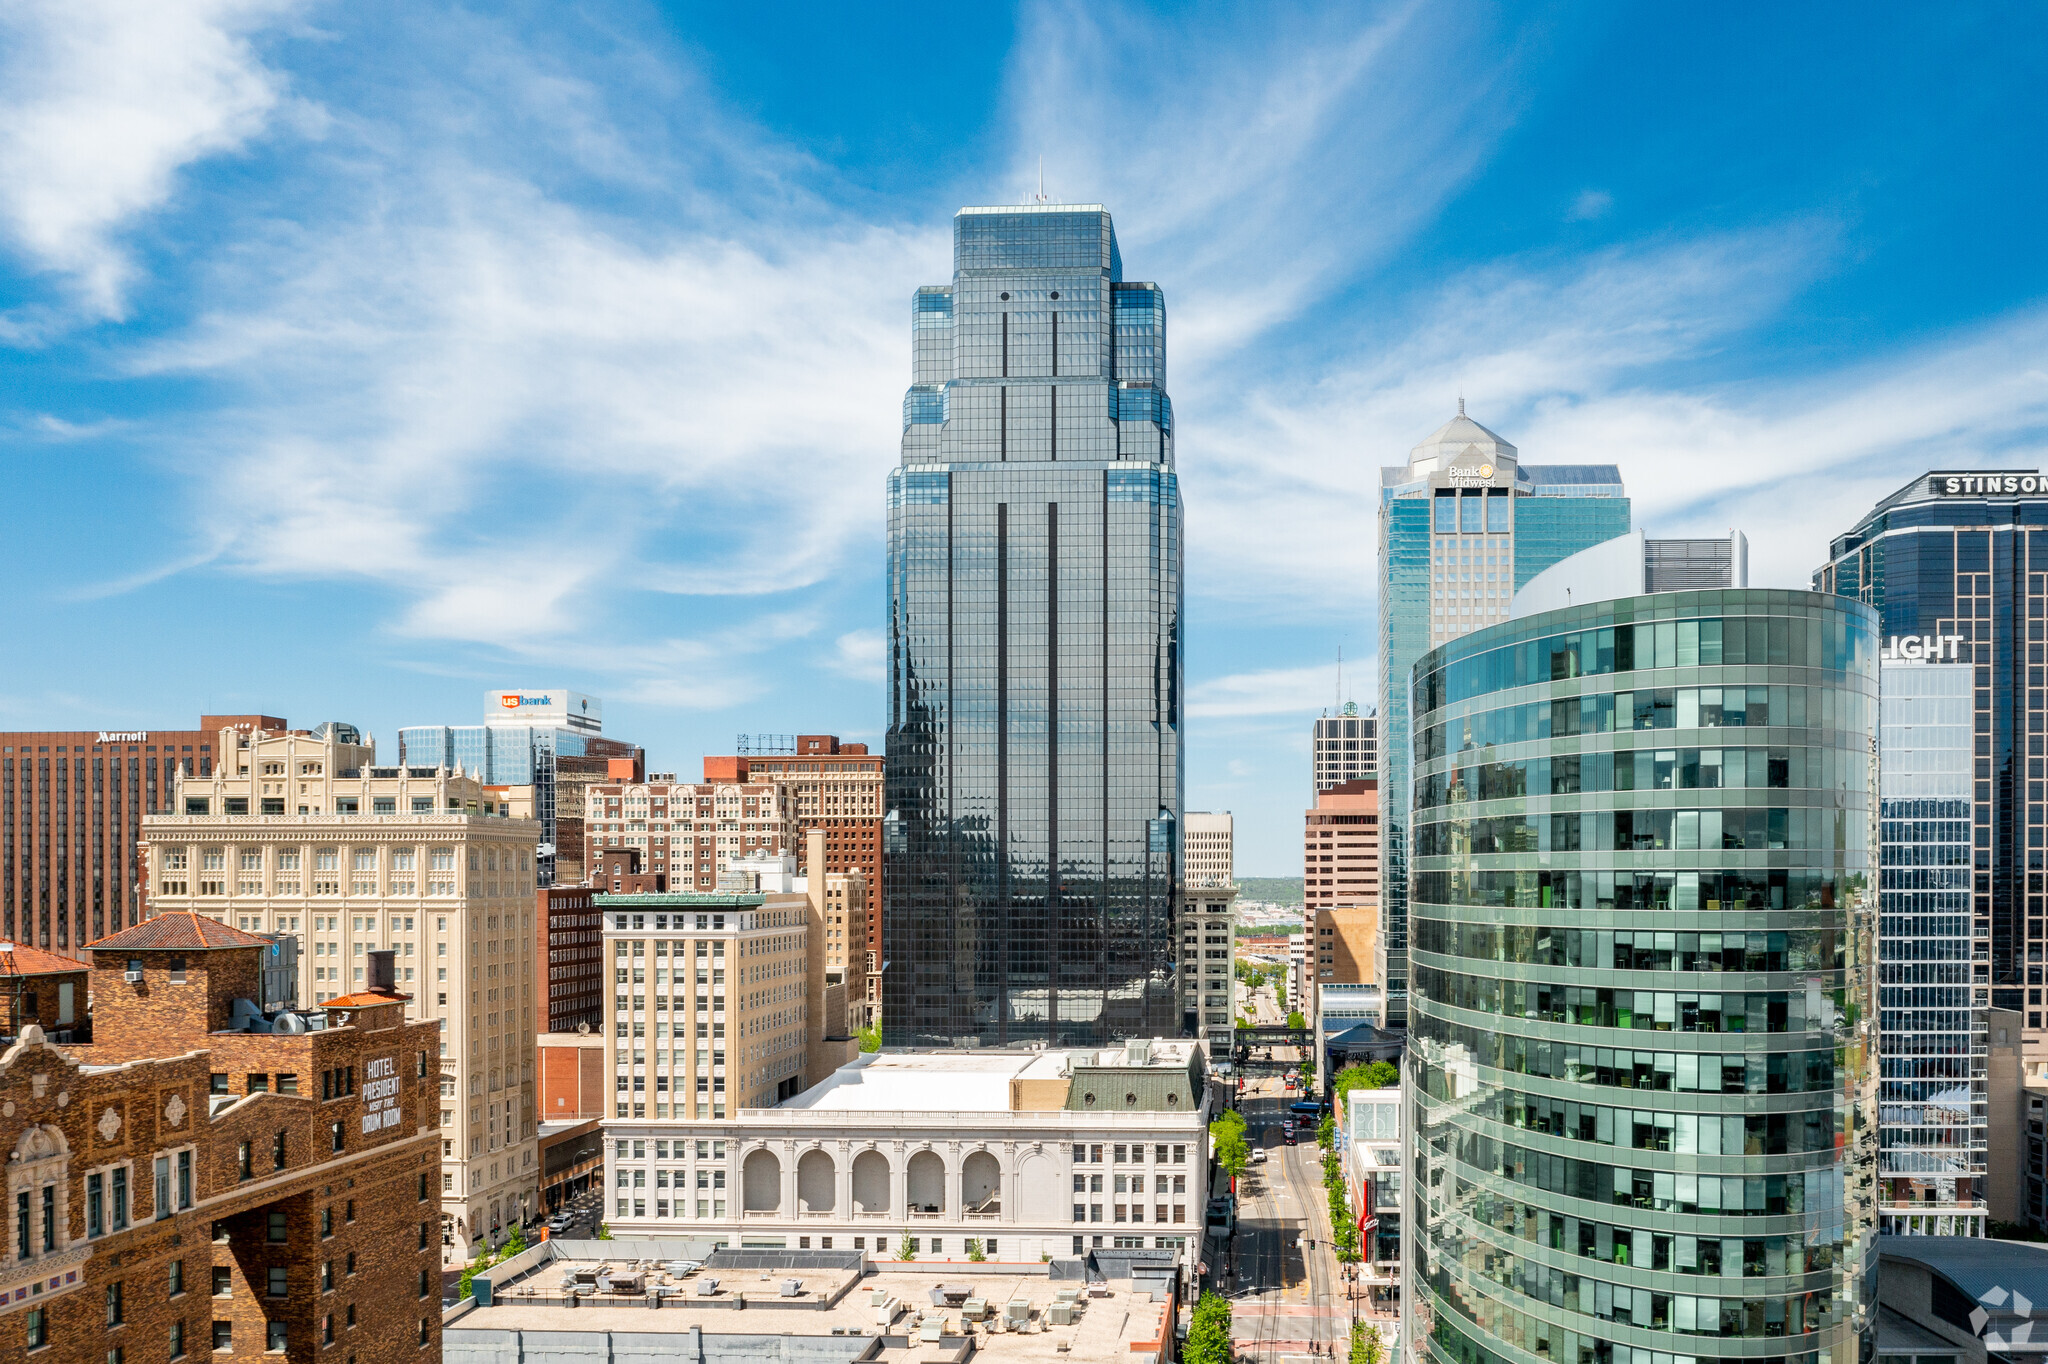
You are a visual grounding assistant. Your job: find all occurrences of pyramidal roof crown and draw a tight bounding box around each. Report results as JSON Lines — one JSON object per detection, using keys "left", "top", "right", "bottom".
{"left": 1411, "top": 399, "right": 1518, "bottom": 463}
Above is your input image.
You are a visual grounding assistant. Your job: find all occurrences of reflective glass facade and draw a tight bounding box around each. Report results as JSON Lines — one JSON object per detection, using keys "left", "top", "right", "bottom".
{"left": 1814, "top": 474, "right": 2048, "bottom": 1067}
{"left": 1379, "top": 416, "right": 1629, "bottom": 1025}
{"left": 1406, "top": 591, "right": 1878, "bottom": 1364}
{"left": 1813, "top": 473, "right": 2048, "bottom": 1223}
{"left": 884, "top": 205, "right": 1183, "bottom": 1048}
{"left": 1874, "top": 661, "right": 1981, "bottom": 1233}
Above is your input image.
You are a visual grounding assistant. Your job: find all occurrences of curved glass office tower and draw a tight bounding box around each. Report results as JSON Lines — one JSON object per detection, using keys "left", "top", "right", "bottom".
{"left": 883, "top": 205, "right": 1183, "bottom": 1048}
{"left": 1406, "top": 591, "right": 1878, "bottom": 1364}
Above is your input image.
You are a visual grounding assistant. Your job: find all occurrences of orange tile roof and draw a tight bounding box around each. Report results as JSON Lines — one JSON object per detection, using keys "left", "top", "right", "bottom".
{"left": 86, "top": 912, "right": 272, "bottom": 953}
{"left": 319, "top": 990, "right": 412, "bottom": 1009}
{"left": 0, "top": 943, "right": 87, "bottom": 977}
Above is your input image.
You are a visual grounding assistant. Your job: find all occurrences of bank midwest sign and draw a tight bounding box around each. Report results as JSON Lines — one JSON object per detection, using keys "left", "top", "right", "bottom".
{"left": 1929, "top": 472, "right": 2046, "bottom": 496}
{"left": 1881, "top": 634, "right": 1967, "bottom": 664}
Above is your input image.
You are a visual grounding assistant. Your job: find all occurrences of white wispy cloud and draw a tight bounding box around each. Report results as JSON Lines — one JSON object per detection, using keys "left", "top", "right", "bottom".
{"left": 0, "top": 0, "right": 302, "bottom": 322}
{"left": 1188, "top": 664, "right": 1341, "bottom": 719}
{"left": 109, "top": 12, "right": 942, "bottom": 654}
{"left": 1567, "top": 189, "right": 1612, "bottom": 222}
{"left": 825, "top": 629, "right": 886, "bottom": 684}
{"left": 1008, "top": 0, "right": 1530, "bottom": 367}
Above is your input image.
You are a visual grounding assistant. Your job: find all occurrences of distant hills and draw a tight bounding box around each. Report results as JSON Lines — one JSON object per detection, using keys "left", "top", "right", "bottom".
{"left": 1235, "top": 877, "right": 1304, "bottom": 906}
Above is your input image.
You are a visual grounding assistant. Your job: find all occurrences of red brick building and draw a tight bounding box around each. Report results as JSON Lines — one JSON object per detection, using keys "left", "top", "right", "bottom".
{"left": 0, "top": 945, "right": 89, "bottom": 1043}
{"left": 0, "top": 912, "right": 442, "bottom": 1364}
{"left": 591, "top": 849, "right": 665, "bottom": 894}
{"left": 536, "top": 886, "right": 601, "bottom": 1034}
{"left": 0, "top": 717, "right": 284, "bottom": 958}
{"left": 535, "top": 1034, "right": 604, "bottom": 1121}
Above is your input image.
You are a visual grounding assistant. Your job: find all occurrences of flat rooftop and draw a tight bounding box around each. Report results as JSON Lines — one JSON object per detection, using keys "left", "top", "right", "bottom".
{"left": 783, "top": 1042, "right": 1201, "bottom": 1114}
{"left": 453, "top": 1266, "right": 1169, "bottom": 1363}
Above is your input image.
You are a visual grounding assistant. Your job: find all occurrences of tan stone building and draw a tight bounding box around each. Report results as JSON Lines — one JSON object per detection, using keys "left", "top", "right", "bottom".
{"left": 1179, "top": 883, "right": 1236, "bottom": 1041}
{"left": 597, "top": 836, "right": 859, "bottom": 1124}
{"left": 721, "top": 738, "right": 883, "bottom": 999}
{"left": 1181, "top": 811, "right": 1233, "bottom": 888}
{"left": 140, "top": 724, "right": 541, "bottom": 1260}
{"left": 582, "top": 774, "right": 791, "bottom": 891}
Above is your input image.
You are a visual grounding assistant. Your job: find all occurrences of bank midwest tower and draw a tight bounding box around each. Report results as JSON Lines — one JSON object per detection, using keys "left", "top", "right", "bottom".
{"left": 884, "top": 204, "right": 1183, "bottom": 1048}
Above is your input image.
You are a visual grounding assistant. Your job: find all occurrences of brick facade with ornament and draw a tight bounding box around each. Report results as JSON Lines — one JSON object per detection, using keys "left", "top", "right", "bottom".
{"left": 0, "top": 913, "right": 442, "bottom": 1364}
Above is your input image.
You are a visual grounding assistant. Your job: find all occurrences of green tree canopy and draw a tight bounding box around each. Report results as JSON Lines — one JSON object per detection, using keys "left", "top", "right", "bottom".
{"left": 1333, "top": 1060, "right": 1399, "bottom": 1095}
{"left": 1209, "top": 1109, "right": 1250, "bottom": 1178}
{"left": 1185, "top": 1292, "right": 1234, "bottom": 1364}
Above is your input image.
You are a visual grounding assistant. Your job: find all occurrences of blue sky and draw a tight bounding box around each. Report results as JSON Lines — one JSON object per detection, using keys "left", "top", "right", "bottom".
{"left": 1, "top": 2, "right": 2045, "bottom": 875}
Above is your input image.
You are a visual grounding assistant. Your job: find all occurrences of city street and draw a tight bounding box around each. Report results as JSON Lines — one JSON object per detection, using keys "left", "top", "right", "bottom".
{"left": 1209, "top": 1080, "right": 1348, "bottom": 1362}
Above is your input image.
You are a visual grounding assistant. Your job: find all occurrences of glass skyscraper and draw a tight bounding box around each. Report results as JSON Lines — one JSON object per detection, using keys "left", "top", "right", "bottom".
{"left": 1814, "top": 469, "right": 2048, "bottom": 1221}
{"left": 883, "top": 204, "right": 1183, "bottom": 1048}
{"left": 1407, "top": 590, "right": 1879, "bottom": 1364}
{"left": 1378, "top": 409, "right": 1630, "bottom": 1024}
{"left": 1875, "top": 660, "right": 1981, "bottom": 1234}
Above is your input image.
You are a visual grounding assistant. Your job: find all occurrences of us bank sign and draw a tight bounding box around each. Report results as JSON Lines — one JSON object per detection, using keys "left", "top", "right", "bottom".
{"left": 1881, "top": 634, "right": 1967, "bottom": 664}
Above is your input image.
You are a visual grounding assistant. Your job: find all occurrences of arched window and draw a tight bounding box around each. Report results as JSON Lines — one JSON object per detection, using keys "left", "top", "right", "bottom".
{"left": 8, "top": 1125, "right": 70, "bottom": 1265}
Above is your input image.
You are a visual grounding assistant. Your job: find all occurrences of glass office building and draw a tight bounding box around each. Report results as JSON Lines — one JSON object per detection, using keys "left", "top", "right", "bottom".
{"left": 883, "top": 204, "right": 1183, "bottom": 1048}
{"left": 397, "top": 723, "right": 589, "bottom": 883}
{"left": 1875, "top": 660, "right": 1981, "bottom": 1234}
{"left": 1818, "top": 471, "right": 2048, "bottom": 1220}
{"left": 1378, "top": 409, "right": 1629, "bottom": 1025}
{"left": 1407, "top": 590, "right": 1879, "bottom": 1364}
{"left": 1815, "top": 472, "right": 2048, "bottom": 1029}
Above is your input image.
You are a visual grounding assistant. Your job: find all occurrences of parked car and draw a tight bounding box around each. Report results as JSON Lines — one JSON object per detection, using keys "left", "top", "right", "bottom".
{"left": 1251, "top": 1147, "right": 1268, "bottom": 1164}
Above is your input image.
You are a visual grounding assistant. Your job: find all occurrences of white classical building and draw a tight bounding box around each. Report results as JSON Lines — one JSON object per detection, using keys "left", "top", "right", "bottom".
{"left": 601, "top": 1042, "right": 1211, "bottom": 1270}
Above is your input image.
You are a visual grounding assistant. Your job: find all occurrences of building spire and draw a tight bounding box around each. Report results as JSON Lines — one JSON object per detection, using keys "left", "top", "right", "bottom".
{"left": 1458, "top": 393, "right": 1465, "bottom": 417}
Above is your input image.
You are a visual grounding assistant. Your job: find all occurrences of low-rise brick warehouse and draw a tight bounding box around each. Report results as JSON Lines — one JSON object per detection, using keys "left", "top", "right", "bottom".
{"left": 0, "top": 912, "right": 442, "bottom": 1364}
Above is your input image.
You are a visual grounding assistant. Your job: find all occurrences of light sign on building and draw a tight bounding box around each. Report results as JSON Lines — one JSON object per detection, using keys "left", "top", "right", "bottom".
{"left": 1880, "top": 634, "right": 1967, "bottom": 664}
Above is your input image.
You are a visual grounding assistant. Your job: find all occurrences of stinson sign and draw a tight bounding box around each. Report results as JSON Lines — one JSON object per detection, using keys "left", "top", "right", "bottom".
{"left": 1928, "top": 472, "right": 2046, "bottom": 496}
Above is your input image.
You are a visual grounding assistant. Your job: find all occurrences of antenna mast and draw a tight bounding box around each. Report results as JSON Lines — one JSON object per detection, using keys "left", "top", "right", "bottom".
{"left": 1036, "top": 156, "right": 1046, "bottom": 203}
